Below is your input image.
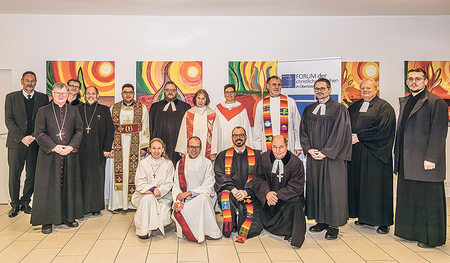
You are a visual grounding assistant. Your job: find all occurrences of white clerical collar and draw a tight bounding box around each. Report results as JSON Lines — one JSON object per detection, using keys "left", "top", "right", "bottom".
{"left": 234, "top": 146, "right": 246, "bottom": 154}
{"left": 359, "top": 101, "right": 370, "bottom": 112}
{"left": 312, "top": 97, "right": 330, "bottom": 115}
{"left": 221, "top": 101, "right": 241, "bottom": 109}
{"left": 271, "top": 159, "right": 284, "bottom": 174}
{"left": 149, "top": 155, "right": 164, "bottom": 165}
{"left": 195, "top": 106, "right": 207, "bottom": 115}
{"left": 163, "top": 101, "right": 176, "bottom": 111}
{"left": 23, "top": 90, "right": 35, "bottom": 99}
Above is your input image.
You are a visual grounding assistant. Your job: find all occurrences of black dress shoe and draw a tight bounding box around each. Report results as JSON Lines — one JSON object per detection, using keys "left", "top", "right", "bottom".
{"left": 91, "top": 211, "right": 101, "bottom": 216}
{"left": 376, "top": 226, "right": 390, "bottom": 234}
{"left": 7, "top": 206, "right": 20, "bottom": 218}
{"left": 20, "top": 204, "right": 32, "bottom": 214}
{"left": 325, "top": 227, "right": 339, "bottom": 240}
{"left": 138, "top": 234, "right": 150, "bottom": 239}
{"left": 42, "top": 224, "right": 53, "bottom": 234}
{"left": 64, "top": 221, "right": 79, "bottom": 228}
{"left": 354, "top": 221, "right": 374, "bottom": 227}
{"left": 309, "top": 223, "right": 329, "bottom": 232}
{"left": 417, "top": 242, "right": 436, "bottom": 248}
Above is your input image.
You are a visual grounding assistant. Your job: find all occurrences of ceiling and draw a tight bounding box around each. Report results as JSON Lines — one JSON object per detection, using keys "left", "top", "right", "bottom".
{"left": 1, "top": 0, "right": 449, "bottom": 16}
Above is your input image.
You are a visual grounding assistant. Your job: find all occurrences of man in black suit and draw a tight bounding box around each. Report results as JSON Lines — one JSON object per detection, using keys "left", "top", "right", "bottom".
{"left": 5, "top": 71, "right": 49, "bottom": 217}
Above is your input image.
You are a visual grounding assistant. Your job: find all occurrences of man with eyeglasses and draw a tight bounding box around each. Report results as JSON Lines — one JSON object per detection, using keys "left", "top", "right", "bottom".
{"left": 108, "top": 84, "right": 150, "bottom": 213}
{"left": 5, "top": 71, "right": 49, "bottom": 218}
{"left": 67, "top": 79, "right": 82, "bottom": 106}
{"left": 214, "top": 126, "right": 262, "bottom": 243}
{"left": 394, "top": 68, "right": 448, "bottom": 248}
{"left": 300, "top": 78, "right": 352, "bottom": 240}
{"left": 31, "top": 82, "right": 83, "bottom": 234}
{"left": 172, "top": 136, "right": 222, "bottom": 243}
{"left": 211, "top": 84, "right": 254, "bottom": 159}
{"left": 76, "top": 86, "right": 114, "bottom": 216}
{"left": 253, "top": 76, "right": 302, "bottom": 155}
{"left": 148, "top": 81, "right": 190, "bottom": 166}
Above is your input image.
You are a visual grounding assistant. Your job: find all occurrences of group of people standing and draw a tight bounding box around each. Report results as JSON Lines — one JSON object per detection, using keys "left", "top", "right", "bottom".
{"left": 5, "top": 68, "right": 447, "bottom": 249}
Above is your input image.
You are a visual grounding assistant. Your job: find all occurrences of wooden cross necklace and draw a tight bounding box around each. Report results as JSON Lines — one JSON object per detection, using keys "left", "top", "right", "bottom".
{"left": 84, "top": 102, "right": 98, "bottom": 134}
{"left": 52, "top": 103, "right": 67, "bottom": 141}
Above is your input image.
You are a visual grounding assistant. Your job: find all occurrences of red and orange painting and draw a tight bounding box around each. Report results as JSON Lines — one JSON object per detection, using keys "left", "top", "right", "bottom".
{"left": 341, "top": 62, "right": 379, "bottom": 108}
{"left": 46, "top": 61, "right": 115, "bottom": 107}
{"left": 228, "top": 61, "right": 277, "bottom": 126}
{"left": 136, "top": 61, "right": 202, "bottom": 110}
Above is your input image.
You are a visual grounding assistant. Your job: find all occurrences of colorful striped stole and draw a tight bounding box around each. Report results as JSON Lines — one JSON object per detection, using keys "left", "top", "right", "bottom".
{"left": 263, "top": 95, "right": 289, "bottom": 150}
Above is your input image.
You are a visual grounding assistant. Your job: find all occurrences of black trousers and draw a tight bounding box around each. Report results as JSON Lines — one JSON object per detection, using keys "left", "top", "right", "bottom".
{"left": 8, "top": 141, "right": 39, "bottom": 207}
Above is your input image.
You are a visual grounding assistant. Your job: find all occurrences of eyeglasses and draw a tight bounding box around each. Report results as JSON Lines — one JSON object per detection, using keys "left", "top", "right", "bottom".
{"left": 68, "top": 85, "right": 80, "bottom": 89}
{"left": 232, "top": 134, "right": 245, "bottom": 138}
{"left": 407, "top": 77, "right": 424, "bottom": 83}
{"left": 224, "top": 91, "right": 236, "bottom": 94}
{"left": 187, "top": 146, "right": 201, "bottom": 150}
{"left": 86, "top": 92, "right": 97, "bottom": 96}
{"left": 53, "top": 92, "right": 68, "bottom": 96}
{"left": 122, "top": 91, "right": 134, "bottom": 94}
{"left": 165, "top": 89, "right": 177, "bottom": 93}
{"left": 314, "top": 87, "right": 328, "bottom": 92}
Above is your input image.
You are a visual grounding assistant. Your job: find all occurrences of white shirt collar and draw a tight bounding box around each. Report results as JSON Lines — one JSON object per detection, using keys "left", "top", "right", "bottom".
{"left": 22, "top": 90, "right": 35, "bottom": 98}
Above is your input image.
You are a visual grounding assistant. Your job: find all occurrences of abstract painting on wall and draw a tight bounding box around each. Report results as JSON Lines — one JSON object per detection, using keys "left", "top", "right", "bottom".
{"left": 136, "top": 61, "right": 202, "bottom": 110}
{"left": 341, "top": 62, "right": 379, "bottom": 108}
{"left": 405, "top": 61, "right": 450, "bottom": 121}
{"left": 46, "top": 61, "right": 115, "bottom": 107}
{"left": 228, "top": 61, "right": 277, "bottom": 126}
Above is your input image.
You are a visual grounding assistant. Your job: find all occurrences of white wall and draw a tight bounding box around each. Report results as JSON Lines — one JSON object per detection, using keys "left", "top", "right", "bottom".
{"left": 1, "top": 14, "right": 449, "bottom": 198}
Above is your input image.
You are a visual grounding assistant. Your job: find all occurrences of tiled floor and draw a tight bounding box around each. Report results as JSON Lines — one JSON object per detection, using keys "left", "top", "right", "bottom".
{"left": 0, "top": 199, "right": 449, "bottom": 263}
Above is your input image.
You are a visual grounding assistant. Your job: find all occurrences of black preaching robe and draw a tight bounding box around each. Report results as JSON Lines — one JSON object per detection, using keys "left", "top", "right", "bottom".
{"left": 250, "top": 151, "right": 306, "bottom": 248}
{"left": 300, "top": 98, "right": 352, "bottom": 227}
{"left": 149, "top": 99, "right": 191, "bottom": 166}
{"left": 214, "top": 147, "right": 263, "bottom": 238}
{"left": 31, "top": 103, "right": 84, "bottom": 226}
{"left": 77, "top": 102, "right": 114, "bottom": 214}
{"left": 347, "top": 97, "right": 396, "bottom": 226}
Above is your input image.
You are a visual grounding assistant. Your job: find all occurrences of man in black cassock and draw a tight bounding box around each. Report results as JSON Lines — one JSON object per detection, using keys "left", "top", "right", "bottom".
{"left": 214, "top": 126, "right": 263, "bottom": 243}
{"left": 67, "top": 79, "right": 83, "bottom": 106}
{"left": 394, "top": 68, "right": 447, "bottom": 248}
{"left": 76, "top": 86, "right": 114, "bottom": 216}
{"left": 300, "top": 78, "right": 352, "bottom": 240}
{"left": 347, "top": 78, "right": 396, "bottom": 234}
{"left": 250, "top": 135, "right": 306, "bottom": 248}
{"left": 149, "top": 81, "right": 191, "bottom": 166}
{"left": 31, "top": 82, "right": 84, "bottom": 234}
{"left": 348, "top": 78, "right": 395, "bottom": 234}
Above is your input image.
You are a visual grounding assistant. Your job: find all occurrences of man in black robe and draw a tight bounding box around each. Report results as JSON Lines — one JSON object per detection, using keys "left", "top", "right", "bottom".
{"left": 76, "top": 86, "right": 114, "bottom": 216}
{"left": 31, "top": 82, "right": 84, "bottom": 234}
{"left": 5, "top": 71, "right": 49, "bottom": 217}
{"left": 394, "top": 68, "right": 447, "bottom": 248}
{"left": 214, "top": 126, "right": 263, "bottom": 243}
{"left": 300, "top": 78, "right": 352, "bottom": 240}
{"left": 347, "top": 78, "right": 396, "bottom": 234}
{"left": 250, "top": 135, "right": 306, "bottom": 248}
{"left": 149, "top": 81, "right": 191, "bottom": 166}
{"left": 67, "top": 79, "right": 82, "bottom": 106}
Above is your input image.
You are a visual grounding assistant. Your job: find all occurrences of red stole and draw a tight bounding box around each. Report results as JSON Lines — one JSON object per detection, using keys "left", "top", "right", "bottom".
{"left": 216, "top": 103, "right": 245, "bottom": 121}
{"left": 185, "top": 108, "right": 216, "bottom": 160}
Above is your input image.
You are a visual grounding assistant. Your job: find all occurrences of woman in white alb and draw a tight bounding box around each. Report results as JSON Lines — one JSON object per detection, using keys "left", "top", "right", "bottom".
{"left": 131, "top": 138, "right": 174, "bottom": 239}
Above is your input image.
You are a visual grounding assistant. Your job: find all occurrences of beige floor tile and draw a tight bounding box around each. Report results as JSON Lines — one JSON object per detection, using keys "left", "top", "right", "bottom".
{"left": 398, "top": 238, "right": 442, "bottom": 253}
{"left": 177, "top": 238, "right": 208, "bottom": 262}
{"left": 340, "top": 222, "right": 365, "bottom": 237}
{"left": 59, "top": 233, "right": 99, "bottom": 256}
{"left": 122, "top": 225, "right": 151, "bottom": 247}
{"left": 0, "top": 213, "right": 25, "bottom": 231}
{"left": 99, "top": 221, "right": 131, "bottom": 240}
{"left": 295, "top": 244, "right": 334, "bottom": 263}
{"left": 207, "top": 245, "right": 240, "bottom": 263}
{"left": 83, "top": 239, "right": 122, "bottom": 263}
{"left": 109, "top": 211, "right": 135, "bottom": 222}
{"left": 312, "top": 234, "right": 353, "bottom": 253}
{"left": 0, "top": 214, "right": 31, "bottom": 234}
{"left": 259, "top": 233, "right": 301, "bottom": 261}
{"left": 115, "top": 246, "right": 149, "bottom": 263}
{"left": 20, "top": 248, "right": 60, "bottom": 263}
{"left": 145, "top": 253, "right": 177, "bottom": 263}
{"left": 36, "top": 232, "right": 76, "bottom": 249}
{"left": 0, "top": 240, "right": 40, "bottom": 263}
{"left": 437, "top": 243, "right": 450, "bottom": 253}
{"left": 359, "top": 230, "right": 399, "bottom": 245}
{"left": 77, "top": 216, "right": 110, "bottom": 234}
{"left": 302, "top": 232, "right": 317, "bottom": 245}
{"left": 16, "top": 231, "right": 47, "bottom": 242}
{"left": 328, "top": 251, "right": 366, "bottom": 263}
{"left": 238, "top": 252, "right": 271, "bottom": 263}
{"left": 51, "top": 255, "right": 85, "bottom": 263}
{"left": 206, "top": 236, "right": 235, "bottom": 246}
{"left": 234, "top": 235, "right": 265, "bottom": 253}
{"left": 378, "top": 244, "right": 428, "bottom": 263}
{"left": 417, "top": 252, "right": 450, "bottom": 263}
{"left": 0, "top": 205, "right": 11, "bottom": 214}
{"left": 340, "top": 236, "right": 392, "bottom": 260}
{"left": 149, "top": 232, "right": 178, "bottom": 254}
{"left": 0, "top": 234, "right": 19, "bottom": 251}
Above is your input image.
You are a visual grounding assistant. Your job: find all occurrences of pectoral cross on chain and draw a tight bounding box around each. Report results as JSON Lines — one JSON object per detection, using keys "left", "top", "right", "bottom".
{"left": 277, "top": 173, "right": 283, "bottom": 183}
{"left": 86, "top": 127, "right": 91, "bottom": 134}
{"left": 57, "top": 131, "right": 64, "bottom": 141}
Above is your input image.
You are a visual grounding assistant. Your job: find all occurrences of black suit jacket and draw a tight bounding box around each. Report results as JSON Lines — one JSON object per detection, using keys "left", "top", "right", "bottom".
{"left": 5, "top": 90, "right": 49, "bottom": 148}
